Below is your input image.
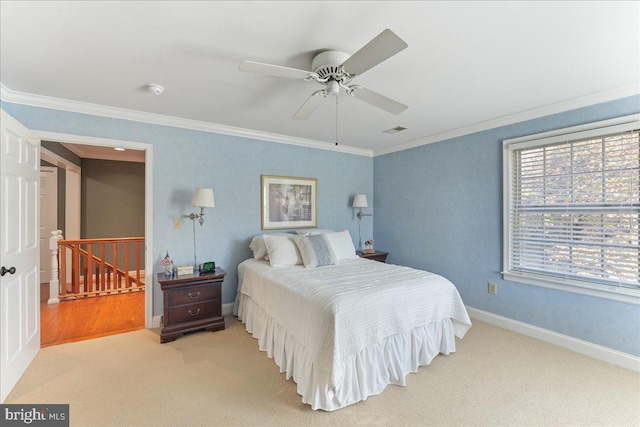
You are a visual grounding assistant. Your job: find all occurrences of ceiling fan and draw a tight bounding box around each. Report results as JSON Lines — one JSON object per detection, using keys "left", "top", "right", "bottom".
{"left": 238, "top": 29, "right": 408, "bottom": 120}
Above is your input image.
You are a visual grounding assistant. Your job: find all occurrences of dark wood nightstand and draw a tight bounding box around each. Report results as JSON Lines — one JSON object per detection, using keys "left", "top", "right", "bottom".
{"left": 158, "top": 267, "right": 226, "bottom": 343}
{"left": 357, "top": 250, "right": 389, "bottom": 263}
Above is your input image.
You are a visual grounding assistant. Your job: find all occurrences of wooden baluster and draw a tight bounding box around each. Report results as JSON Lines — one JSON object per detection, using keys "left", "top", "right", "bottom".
{"left": 100, "top": 243, "right": 106, "bottom": 292}
{"left": 82, "top": 266, "right": 87, "bottom": 294}
{"left": 92, "top": 244, "right": 98, "bottom": 293}
{"left": 86, "top": 243, "right": 93, "bottom": 294}
{"left": 135, "top": 240, "right": 141, "bottom": 288}
{"left": 60, "top": 242, "right": 67, "bottom": 295}
{"left": 112, "top": 243, "right": 118, "bottom": 290}
{"left": 72, "top": 245, "right": 79, "bottom": 295}
{"left": 48, "top": 230, "right": 62, "bottom": 304}
{"left": 124, "top": 242, "right": 131, "bottom": 288}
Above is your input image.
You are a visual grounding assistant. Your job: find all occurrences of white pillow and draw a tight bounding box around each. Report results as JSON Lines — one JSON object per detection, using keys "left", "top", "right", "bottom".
{"left": 325, "top": 230, "right": 358, "bottom": 261}
{"left": 293, "top": 234, "right": 337, "bottom": 268}
{"left": 249, "top": 233, "right": 291, "bottom": 260}
{"left": 263, "top": 234, "right": 303, "bottom": 267}
{"left": 295, "top": 229, "right": 334, "bottom": 235}
{"left": 249, "top": 235, "right": 268, "bottom": 259}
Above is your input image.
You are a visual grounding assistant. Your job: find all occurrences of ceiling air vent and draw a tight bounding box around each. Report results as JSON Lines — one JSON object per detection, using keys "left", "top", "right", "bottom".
{"left": 383, "top": 126, "right": 407, "bottom": 134}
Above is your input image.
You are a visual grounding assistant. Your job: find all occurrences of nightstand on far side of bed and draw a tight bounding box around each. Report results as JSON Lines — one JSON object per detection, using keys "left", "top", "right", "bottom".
{"left": 357, "top": 250, "right": 388, "bottom": 263}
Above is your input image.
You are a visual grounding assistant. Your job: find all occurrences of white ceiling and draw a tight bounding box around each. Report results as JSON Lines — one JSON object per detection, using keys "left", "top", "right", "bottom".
{"left": 1, "top": 1, "right": 639, "bottom": 156}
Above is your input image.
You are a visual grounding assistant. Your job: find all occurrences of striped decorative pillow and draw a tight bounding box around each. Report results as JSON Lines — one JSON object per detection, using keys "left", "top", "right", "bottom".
{"left": 294, "top": 234, "right": 337, "bottom": 268}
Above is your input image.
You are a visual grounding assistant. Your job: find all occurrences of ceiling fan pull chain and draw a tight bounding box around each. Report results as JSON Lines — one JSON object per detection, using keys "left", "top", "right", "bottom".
{"left": 335, "top": 94, "right": 339, "bottom": 146}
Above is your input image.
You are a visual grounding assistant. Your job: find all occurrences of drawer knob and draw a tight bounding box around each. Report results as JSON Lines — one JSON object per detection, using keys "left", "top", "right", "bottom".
{"left": 188, "top": 292, "right": 201, "bottom": 299}
{"left": 188, "top": 309, "right": 201, "bottom": 316}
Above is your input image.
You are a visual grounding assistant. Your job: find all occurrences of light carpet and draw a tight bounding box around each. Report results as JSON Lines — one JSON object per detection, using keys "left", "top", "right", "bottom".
{"left": 5, "top": 316, "right": 639, "bottom": 426}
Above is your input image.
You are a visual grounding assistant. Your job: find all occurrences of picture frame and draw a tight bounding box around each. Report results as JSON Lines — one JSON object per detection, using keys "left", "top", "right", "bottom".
{"left": 261, "top": 175, "right": 317, "bottom": 230}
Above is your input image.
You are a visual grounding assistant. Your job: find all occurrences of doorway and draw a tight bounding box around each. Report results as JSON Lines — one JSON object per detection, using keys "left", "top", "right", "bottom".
{"left": 37, "top": 134, "right": 153, "bottom": 346}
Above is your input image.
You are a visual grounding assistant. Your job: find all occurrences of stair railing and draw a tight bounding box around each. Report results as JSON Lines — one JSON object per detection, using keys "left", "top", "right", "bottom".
{"left": 48, "top": 231, "right": 145, "bottom": 302}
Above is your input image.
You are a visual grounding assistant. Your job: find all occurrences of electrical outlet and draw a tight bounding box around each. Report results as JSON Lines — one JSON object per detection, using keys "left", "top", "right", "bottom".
{"left": 488, "top": 282, "right": 497, "bottom": 295}
{"left": 173, "top": 218, "right": 181, "bottom": 229}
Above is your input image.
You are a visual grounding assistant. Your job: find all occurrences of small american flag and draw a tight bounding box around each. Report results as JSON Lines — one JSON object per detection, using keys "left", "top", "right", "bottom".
{"left": 160, "top": 252, "right": 172, "bottom": 266}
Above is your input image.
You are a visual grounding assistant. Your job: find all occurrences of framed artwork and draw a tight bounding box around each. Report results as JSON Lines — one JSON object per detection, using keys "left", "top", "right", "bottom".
{"left": 261, "top": 175, "right": 317, "bottom": 230}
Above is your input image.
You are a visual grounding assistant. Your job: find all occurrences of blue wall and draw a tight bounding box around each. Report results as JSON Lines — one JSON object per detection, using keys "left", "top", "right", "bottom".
{"left": 3, "top": 95, "right": 639, "bottom": 357}
{"left": 1, "top": 102, "right": 373, "bottom": 316}
{"left": 373, "top": 95, "right": 640, "bottom": 356}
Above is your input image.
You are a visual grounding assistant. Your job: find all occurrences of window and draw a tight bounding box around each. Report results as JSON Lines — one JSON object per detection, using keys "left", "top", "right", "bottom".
{"left": 503, "top": 116, "right": 639, "bottom": 303}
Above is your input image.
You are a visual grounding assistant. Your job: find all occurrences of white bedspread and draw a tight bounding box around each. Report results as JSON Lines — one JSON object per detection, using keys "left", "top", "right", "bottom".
{"left": 238, "top": 257, "right": 472, "bottom": 389}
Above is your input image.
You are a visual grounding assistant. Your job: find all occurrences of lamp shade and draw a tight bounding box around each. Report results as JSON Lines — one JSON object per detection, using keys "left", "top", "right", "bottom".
{"left": 191, "top": 187, "right": 215, "bottom": 208}
{"left": 352, "top": 194, "right": 368, "bottom": 208}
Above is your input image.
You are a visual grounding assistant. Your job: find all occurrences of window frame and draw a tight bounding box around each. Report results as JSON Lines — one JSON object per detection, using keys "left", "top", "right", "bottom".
{"left": 502, "top": 114, "right": 640, "bottom": 305}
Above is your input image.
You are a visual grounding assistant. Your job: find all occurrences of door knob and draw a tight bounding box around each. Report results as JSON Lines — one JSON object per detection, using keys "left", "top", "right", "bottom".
{"left": 1, "top": 266, "right": 16, "bottom": 276}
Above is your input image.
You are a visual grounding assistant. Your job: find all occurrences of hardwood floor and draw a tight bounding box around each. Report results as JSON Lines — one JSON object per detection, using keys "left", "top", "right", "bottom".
{"left": 40, "top": 283, "right": 145, "bottom": 348}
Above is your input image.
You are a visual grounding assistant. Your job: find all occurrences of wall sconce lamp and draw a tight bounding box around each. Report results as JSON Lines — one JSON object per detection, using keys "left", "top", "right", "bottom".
{"left": 182, "top": 187, "right": 215, "bottom": 226}
{"left": 352, "top": 194, "right": 372, "bottom": 250}
{"left": 182, "top": 187, "right": 215, "bottom": 268}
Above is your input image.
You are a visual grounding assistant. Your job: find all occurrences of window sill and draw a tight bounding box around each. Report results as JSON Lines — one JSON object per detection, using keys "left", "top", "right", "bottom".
{"left": 502, "top": 271, "right": 640, "bottom": 306}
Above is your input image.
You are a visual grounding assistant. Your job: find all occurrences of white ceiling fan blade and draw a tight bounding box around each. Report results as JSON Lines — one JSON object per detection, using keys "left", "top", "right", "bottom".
{"left": 350, "top": 86, "right": 408, "bottom": 115}
{"left": 293, "top": 91, "right": 328, "bottom": 120}
{"left": 340, "top": 29, "right": 408, "bottom": 76}
{"left": 238, "top": 60, "right": 313, "bottom": 80}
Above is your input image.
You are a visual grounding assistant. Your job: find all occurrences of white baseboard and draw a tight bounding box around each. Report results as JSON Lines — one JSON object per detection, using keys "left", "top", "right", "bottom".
{"left": 150, "top": 303, "right": 234, "bottom": 330}
{"left": 222, "top": 302, "right": 234, "bottom": 316}
{"left": 151, "top": 315, "right": 161, "bottom": 329}
{"left": 466, "top": 306, "right": 640, "bottom": 373}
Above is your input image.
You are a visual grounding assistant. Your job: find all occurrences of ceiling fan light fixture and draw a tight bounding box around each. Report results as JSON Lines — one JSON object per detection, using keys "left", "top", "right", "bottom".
{"left": 145, "top": 83, "right": 164, "bottom": 95}
{"left": 327, "top": 80, "right": 340, "bottom": 95}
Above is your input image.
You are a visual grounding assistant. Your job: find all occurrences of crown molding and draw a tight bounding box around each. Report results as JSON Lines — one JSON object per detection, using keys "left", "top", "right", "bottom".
{"left": 0, "top": 83, "right": 373, "bottom": 158}
{"left": 374, "top": 83, "right": 640, "bottom": 157}
{"left": 3, "top": 82, "right": 637, "bottom": 159}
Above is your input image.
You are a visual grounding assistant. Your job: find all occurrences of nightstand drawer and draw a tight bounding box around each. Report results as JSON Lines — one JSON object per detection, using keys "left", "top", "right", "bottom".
{"left": 167, "top": 300, "right": 220, "bottom": 325}
{"left": 167, "top": 284, "right": 219, "bottom": 306}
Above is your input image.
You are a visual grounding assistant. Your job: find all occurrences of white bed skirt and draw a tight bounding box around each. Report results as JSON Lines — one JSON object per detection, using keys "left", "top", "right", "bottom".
{"left": 238, "top": 293, "right": 458, "bottom": 411}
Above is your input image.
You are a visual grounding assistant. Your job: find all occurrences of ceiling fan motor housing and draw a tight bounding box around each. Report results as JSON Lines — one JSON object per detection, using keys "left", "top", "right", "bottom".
{"left": 312, "top": 51, "right": 351, "bottom": 82}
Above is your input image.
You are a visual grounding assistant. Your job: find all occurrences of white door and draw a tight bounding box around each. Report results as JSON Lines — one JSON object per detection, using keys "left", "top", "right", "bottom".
{"left": 40, "top": 166, "right": 57, "bottom": 281}
{"left": 0, "top": 110, "right": 40, "bottom": 402}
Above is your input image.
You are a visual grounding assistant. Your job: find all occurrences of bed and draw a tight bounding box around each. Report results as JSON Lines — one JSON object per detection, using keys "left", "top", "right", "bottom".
{"left": 234, "top": 231, "right": 472, "bottom": 411}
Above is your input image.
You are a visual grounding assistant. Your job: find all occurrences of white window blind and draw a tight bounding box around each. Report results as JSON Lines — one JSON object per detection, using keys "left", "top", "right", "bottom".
{"left": 504, "top": 118, "right": 639, "bottom": 298}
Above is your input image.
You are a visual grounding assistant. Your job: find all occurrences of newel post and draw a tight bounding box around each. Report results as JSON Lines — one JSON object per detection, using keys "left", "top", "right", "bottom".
{"left": 48, "top": 230, "right": 63, "bottom": 304}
